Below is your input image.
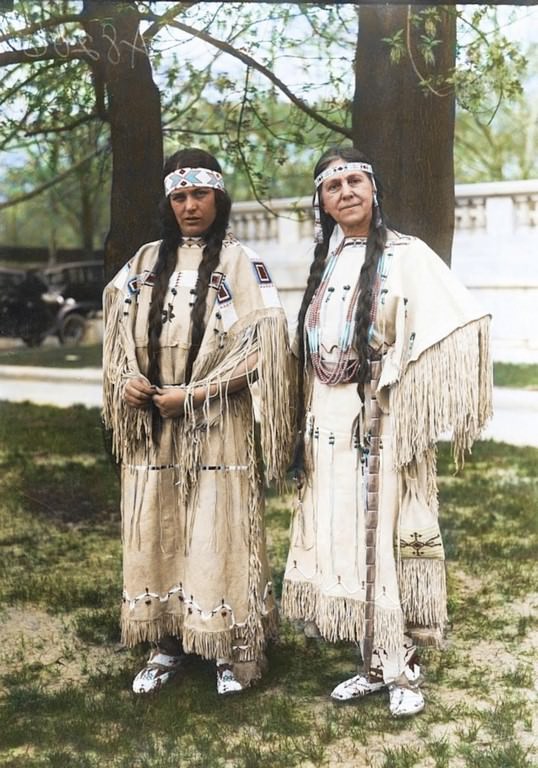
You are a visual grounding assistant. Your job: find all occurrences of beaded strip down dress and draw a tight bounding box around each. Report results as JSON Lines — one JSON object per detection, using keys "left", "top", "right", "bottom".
{"left": 102, "top": 235, "right": 294, "bottom": 685}
{"left": 282, "top": 231, "right": 492, "bottom": 679}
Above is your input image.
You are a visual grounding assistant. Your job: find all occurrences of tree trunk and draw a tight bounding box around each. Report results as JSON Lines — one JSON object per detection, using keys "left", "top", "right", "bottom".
{"left": 353, "top": 5, "right": 456, "bottom": 265}
{"left": 82, "top": 1, "right": 163, "bottom": 280}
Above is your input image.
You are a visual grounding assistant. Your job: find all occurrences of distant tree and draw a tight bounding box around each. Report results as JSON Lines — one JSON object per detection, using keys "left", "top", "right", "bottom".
{"left": 1, "top": 122, "right": 111, "bottom": 256}
{"left": 455, "top": 42, "right": 538, "bottom": 182}
{"left": 0, "top": 0, "right": 165, "bottom": 277}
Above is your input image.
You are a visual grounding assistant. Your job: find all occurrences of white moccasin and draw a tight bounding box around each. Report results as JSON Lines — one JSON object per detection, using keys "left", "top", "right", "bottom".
{"left": 330, "top": 673, "right": 385, "bottom": 701}
{"left": 216, "top": 664, "right": 244, "bottom": 695}
{"left": 132, "top": 651, "right": 183, "bottom": 694}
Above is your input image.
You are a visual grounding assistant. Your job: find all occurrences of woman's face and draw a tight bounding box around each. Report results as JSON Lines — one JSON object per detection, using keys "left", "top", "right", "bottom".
{"left": 320, "top": 158, "right": 374, "bottom": 237}
{"left": 169, "top": 186, "right": 217, "bottom": 236}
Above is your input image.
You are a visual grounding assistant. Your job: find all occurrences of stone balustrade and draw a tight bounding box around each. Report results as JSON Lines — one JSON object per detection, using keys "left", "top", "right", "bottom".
{"left": 230, "top": 179, "right": 538, "bottom": 362}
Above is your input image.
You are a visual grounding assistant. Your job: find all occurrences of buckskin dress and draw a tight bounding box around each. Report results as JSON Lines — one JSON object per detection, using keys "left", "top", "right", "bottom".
{"left": 282, "top": 230, "right": 492, "bottom": 677}
{"left": 102, "top": 234, "right": 294, "bottom": 683}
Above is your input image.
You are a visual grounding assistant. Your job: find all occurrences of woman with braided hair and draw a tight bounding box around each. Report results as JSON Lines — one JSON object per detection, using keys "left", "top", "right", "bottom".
{"left": 102, "top": 148, "right": 293, "bottom": 696}
{"left": 282, "top": 146, "right": 492, "bottom": 716}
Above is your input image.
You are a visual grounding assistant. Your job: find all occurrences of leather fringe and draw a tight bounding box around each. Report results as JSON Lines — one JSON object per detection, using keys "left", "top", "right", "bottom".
{"left": 281, "top": 580, "right": 405, "bottom": 652}
{"left": 101, "top": 288, "right": 152, "bottom": 464}
{"left": 398, "top": 558, "right": 448, "bottom": 633}
{"left": 389, "top": 316, "right": 493, "bottom": 469}
{"left": 121, "top": 606, "right": 278, "bottom": 663}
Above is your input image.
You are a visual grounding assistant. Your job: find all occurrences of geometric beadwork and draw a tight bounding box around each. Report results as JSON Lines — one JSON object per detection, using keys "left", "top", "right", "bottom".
{"left": 216, "top": 280, "right": 232, "bottom": 305}
{"left": 209, "top": 271, "right": 225, "bottom": 291}
{"left": 252, "top": 261, "right": 272, "bottom": 284}
{"left": 164, "top": 167, "right": 225, "bottom": 196}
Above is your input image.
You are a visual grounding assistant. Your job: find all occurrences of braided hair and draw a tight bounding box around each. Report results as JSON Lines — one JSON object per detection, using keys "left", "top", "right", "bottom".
{"left": 146, "top": 148, "right": 232, "bottom": 439}
{"left": 292, "top": 146, "right": 388, "bottom": 471}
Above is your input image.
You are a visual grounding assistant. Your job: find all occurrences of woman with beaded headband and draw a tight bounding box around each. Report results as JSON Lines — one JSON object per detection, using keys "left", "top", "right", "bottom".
{"left": 102, "top": 148, "right": 294, "bottom": 695}
{"left": 282, "top": 146, "right": 492, "bottom": 716}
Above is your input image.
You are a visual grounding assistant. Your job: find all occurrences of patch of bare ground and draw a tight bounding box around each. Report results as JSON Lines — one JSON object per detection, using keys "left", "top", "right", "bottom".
{"left": 317, "top": 576, "right": 538, "bottom": 766}
{"left": 0, "top": 605, "right": 125, "bottom": 693}
{"left": 449, "top": 566, "right": 483, "bottom": 596}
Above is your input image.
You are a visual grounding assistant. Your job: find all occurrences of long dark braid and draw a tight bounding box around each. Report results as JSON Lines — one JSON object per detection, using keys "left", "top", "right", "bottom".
{"left": 292, "top": 146, "right": 388, "bottom": 472}
{"left": 146, "top": 148, "right": 231, "bottom": 439}
{"left": 183, "top": 224, "right": 228, "bottom": 384}
{"left": 146, "top": 197, "right": 182, "bottom": 387}
{"left": 353, "top": 224, "right": 388, "bottom": 402}
{"left": 292, "top": 216, "right": 335, "bottom": 472}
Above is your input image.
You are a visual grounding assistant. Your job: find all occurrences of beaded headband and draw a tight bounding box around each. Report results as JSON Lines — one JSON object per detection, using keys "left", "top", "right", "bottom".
{"left": 314, "top": 161, "right": 374, "bottom": 190}
{"left": 164, "top": 167, "right": 225, "bottom": 196}
{"left": 313, "top": 161, "right": 381, "bottom": 243}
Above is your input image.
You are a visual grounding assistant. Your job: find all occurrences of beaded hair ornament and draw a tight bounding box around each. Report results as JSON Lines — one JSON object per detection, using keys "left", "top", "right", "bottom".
{"left": 164, "top": 167, "right": 226, "bottom": 196}
{"left": 313, "top": 161, "right": 381, "bottom": 243}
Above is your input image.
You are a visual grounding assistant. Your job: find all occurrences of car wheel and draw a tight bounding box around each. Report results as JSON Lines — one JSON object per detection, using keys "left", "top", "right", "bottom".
{"left": 59, "top": 312, "right": 86, "bottom": 345}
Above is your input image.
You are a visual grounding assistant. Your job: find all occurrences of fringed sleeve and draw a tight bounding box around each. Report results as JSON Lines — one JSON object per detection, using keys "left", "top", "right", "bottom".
{"left": 390, "top": 315, "right": 492, "bottom": 469}
{"left": 254, "top": 310, "right": 296, "bottom": 484}
{"left": 180, "top": 307, "right": 295, "bottom": 488}
{"left": 101, "top": 270, "right": 152, "bottom": 464}
{"left": 377, "top": 238, "right": 493, "bottom": 469}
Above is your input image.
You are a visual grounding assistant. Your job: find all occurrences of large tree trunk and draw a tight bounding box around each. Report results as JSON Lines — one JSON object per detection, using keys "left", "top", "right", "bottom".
{"left": 353, "top": 5, "right": 456, "bottom": 264}
{"left": 82, "top": 1, "right": 163, "bottom": 280}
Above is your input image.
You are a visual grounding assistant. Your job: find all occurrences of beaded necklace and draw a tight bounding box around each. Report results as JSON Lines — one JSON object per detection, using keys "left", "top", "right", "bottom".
{"left": 306, "top": 237, "right": 367, "bottom": 385}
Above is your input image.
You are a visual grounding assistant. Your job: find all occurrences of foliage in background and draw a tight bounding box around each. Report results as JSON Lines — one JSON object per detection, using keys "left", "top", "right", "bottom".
{"left": 0, "top": 2, "right": 536, "bottom": 250}
{"left": 1, "top": 124, "right": 111, "bottom": 251}
{"left": 454, "top": 43, "right": 538, "bottom": 182}
{"left": 0, "top": 400, "right": 536, "bottom": 767}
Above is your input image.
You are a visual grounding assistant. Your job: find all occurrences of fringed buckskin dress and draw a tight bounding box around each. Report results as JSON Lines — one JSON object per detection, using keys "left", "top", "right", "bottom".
{"left": 282, "top": 231, "right": 492, "bottom": 681}
{"left": 102, "top": 234, "right": 294, "bottom": 684}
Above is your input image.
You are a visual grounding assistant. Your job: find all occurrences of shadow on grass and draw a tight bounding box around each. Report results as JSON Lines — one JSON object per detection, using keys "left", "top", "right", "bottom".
{"left": 0, "top": 631, "right": 412, "bottom": 768}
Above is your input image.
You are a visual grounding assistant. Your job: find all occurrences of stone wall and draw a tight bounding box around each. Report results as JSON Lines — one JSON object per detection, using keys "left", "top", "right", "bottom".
{"left": 230, "top": 180, "right": 538, "bottom": 362}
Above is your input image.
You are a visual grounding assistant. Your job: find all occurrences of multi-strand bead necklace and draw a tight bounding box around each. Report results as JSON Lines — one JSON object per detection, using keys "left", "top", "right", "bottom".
{"left": 305, "top": 237, "right": 367, "bottom": 385}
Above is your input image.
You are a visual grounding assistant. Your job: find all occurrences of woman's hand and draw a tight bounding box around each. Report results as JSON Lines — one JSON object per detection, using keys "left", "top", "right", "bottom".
{"left": 152, "top": 387, "right": 187, "bottom": 419}
{"left": 124, "top": 377, "right": 156, "bottom": 409}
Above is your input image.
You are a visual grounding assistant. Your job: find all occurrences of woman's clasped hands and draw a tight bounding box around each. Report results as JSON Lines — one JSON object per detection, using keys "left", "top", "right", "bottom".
{"left": 124, "top": 377, "right": 187, "bottom": 418}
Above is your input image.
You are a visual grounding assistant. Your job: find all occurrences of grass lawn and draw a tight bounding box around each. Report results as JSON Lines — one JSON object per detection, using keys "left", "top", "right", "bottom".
{"left": 493, "top": 363, "right": 538, "bottom": 390}
{"left": 0, "top": 402, "right": 537, "bottom": 768}
{"left": 0, "top": 342, "right": 102, "bottom": 369}
{"left": 1, "top": 343, "right": 538, "bottom": 392}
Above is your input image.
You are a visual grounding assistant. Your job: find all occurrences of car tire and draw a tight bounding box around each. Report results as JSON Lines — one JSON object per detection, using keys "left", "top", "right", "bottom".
{"left": 58, "top": 312, "right": 86, "bottom": 345}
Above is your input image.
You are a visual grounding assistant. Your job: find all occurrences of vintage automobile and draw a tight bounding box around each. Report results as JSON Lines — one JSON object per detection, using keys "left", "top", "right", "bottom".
{"left": 42, "top": 260, "right": 104, "bottom": 307}
{"left": 0, "top": 260, "right": 104, "bottom": 346}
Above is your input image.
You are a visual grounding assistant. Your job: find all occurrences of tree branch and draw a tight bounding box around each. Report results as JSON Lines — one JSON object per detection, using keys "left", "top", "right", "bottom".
{"left": 0, "top": 42, "right": 86, "bottom": 67}
{"left": 145, "top": 15, "right": 351, "bottom": 139}
{"left": 162, "top": 127, "right": 228, "bottom": 136}
{"left": 24, "top": 112, "right": 98, "bottom": 136}
{"left": 89, "top": 60, "right": 108, "bottom": 121}
{"left": 233, "top": 67, "right": 278, "bottom": 214}
{"left": 0, "top": 13, "right": 82, "bottom": 45}
{"left": 142, "top": 2, "right": 199, "bottom": 42}
{"left": 405, "top": 8, "right": 451, "bottom": 98}
{"left": 0, "top": 62, "right": 56, "bottom": 107}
